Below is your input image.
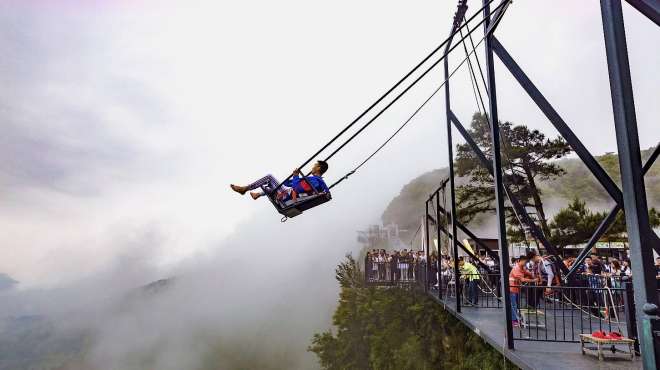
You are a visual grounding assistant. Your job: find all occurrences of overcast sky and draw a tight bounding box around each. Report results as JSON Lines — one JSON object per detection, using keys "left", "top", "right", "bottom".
{"left": 1, "top": 0, "right": 658, "bottom": 287}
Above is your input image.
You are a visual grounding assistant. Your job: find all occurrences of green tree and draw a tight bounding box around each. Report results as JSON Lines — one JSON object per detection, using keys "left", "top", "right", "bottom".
{"left": 548, "top": 197, "right": 660, "bottom": 248}
{"left": 601, "top": 207, "right": 660, "bottom": 242}
{"left": 548, "top": 198, "right": 603, "bottom": 251}
{"left": 454, "top": 113, "right": 572, "bottom": 239}
{"left": 650, "top": 208, "right": 660, "bottom": 228}
{"left": 309, "top": 255, "right": 516, "bottom": 370}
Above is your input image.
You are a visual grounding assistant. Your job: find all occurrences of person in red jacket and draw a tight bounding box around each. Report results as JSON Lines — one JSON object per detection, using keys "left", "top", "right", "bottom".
{"left": 509, "top": 255, "right": 535, "bottom": 327}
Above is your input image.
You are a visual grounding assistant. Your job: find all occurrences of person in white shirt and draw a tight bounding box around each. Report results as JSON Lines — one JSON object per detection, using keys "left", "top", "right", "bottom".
{"left": 621, "top": 259, "right": 633, "bottom": 277}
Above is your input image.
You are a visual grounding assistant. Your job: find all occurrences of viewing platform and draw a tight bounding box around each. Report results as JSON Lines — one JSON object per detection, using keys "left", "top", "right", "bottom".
{"left": 364, "top": 0, "right": 660, "bottom": 367}
{"left": 430, "top": 292, "right": 640, "bottom": 370}
{"left": 365, "top": 259, "right": 649, "bottom": 370}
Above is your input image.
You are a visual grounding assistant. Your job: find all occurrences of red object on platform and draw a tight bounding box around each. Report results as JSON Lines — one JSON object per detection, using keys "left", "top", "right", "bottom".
{"left": 606, "top": 331, "right": 623, "bottom": 339}
{"left": 592, "top": 330, "right": 607, "bottom": 339}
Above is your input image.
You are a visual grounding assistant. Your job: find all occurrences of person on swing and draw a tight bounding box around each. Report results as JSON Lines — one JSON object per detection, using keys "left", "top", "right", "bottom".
{"left": 230, "top": 160, "right": 330, "bottom": 201}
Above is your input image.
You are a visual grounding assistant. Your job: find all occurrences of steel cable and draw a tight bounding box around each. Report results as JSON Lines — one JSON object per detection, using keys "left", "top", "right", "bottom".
{"left": 271, "top": 0, "right": 505, "bottom": 193}
{"left": 329, "top": 1, "right": 511, "bottom": 189}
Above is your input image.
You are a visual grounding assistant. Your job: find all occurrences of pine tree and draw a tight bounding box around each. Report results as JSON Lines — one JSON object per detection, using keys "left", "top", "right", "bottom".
{"left": 455, "top": 113, "right": 572, "bottom": 240}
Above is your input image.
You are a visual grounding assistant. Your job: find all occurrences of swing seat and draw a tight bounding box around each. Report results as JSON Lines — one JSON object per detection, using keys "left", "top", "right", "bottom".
{"left": 268, "top": 191, "right": 332, "bottom": 218}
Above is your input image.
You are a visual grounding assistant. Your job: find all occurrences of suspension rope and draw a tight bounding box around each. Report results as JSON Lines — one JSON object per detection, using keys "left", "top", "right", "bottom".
{"left": 329, "top": 1, "right": 511, "bottom": 189}
{"left": 410, "top": 223, "right": 423, "bottom": 247}
{"left": 459, "top": 28, "right": 485, "bottom": 115}
{"left": 321, "top": 0, "right": 511, "bottom": 166}
{"left": 459, "top": 4, "right": 537, "bottom": 249}
{"left": 270, "top": 0, "right": 501, "bottom": 194}
{"left": 464, "top": 15, "right": 489, "bottom": 97}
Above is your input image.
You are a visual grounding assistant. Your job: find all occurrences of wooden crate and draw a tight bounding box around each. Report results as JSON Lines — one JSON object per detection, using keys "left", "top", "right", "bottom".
{"left": 579, "top": 334, "right": 635, "bottom": 361}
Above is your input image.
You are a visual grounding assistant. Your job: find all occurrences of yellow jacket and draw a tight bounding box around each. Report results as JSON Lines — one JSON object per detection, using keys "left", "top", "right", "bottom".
{"left": 461, "top": 262, "right": 480, "bottom": 281}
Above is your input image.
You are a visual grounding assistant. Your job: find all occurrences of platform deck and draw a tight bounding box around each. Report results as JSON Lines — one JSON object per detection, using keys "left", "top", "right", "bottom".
{"left": 429, "top": 293, "right": 641, "bottom": 370}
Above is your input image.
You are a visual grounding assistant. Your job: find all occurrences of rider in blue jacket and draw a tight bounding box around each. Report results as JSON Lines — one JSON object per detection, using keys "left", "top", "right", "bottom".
{"left": 231, "top": 161, "right": 329, "bottom": 201}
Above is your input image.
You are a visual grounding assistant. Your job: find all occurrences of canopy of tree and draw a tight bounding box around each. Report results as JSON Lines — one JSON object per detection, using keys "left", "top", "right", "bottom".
{"left": 309, "top": 255, "right": 516, "bottom": 370}
{"left": 548, "top": 197, "right": 660, "bottom": 251}
{"left": 454, "top": 113, "right": 572, "bottom": 239}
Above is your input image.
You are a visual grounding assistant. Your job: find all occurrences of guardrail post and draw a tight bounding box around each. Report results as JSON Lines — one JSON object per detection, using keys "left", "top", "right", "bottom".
{"left": 436, "top": 192, "right": 443, "bottom": 300}
{"left": 602, "top": 1, "right": 660, "bottom": 367}
{"left": 425, "top": 200, "right": 431, "bottom": 293}
{"left": 623, "top": 281, "right": 641, "bottom": 354}
{"left": 441, "top": 1, "right": 463, "bottom": 315}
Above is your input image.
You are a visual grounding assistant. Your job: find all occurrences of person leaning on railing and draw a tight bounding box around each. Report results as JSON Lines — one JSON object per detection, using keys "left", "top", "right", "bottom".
{"left": 604, "top": 259, "right": 626, "bottom": 289}
{"left": 459, "top": 257, "right": 480, "bottom": 306}
{"left": 525, "top": 252, "right": 544, "bottom": 309}
{"left": 583, "top": 254, "right": 608, "bottom": 317}
{"left": 541, "top": 256, "right": 559, "bottom": 294}
{"left": 509, "top": 255, "right": 536, "bottom": 327}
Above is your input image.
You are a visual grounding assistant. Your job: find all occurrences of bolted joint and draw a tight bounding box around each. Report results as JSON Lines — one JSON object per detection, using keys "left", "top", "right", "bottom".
{"left": 453, "top": 0, "right": 469, "bottom": 28}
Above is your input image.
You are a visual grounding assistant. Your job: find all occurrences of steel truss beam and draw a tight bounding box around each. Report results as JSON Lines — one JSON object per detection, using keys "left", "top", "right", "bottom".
{"left": 602, "top": 1, "right": 660, "bottom": 367}
{"left": 492, "top": 37, "right": 624, "bottom": 207}
{"left": 565, "top": 144, "right": 660, "bottom": 280}
{"left": 426, "top": 211, "right": 493, "bottom": 272}
{"left": 438, "top": 0, "right": 514, "bottom": 347}
{"left": 488, "top": 35, "right": 660, "bottom": 276}
{"left": 482, "top": 0, "right": 514, "bottom": 350}
{"left": 489, "top": 11, "right": 660, "bottom": 282}
{"left": 436, "top": 201, "right": 500, "bottom": 261}
{"left": 625, "top": 0, "right": 660, "bottom": 26}
{"left": 444, "top": 1, "right": 462, "bottom": 314}
{"left": 432, "top": 0, "right": 659, "bottom": 360}
{"left": 427, "top": 181, "right": 500, "bottom": 262}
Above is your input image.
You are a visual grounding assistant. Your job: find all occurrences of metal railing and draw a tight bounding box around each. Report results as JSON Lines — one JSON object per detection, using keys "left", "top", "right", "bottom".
{"left": 431, "top": 272, "right": 502, "bottom": 308}
{"left": 510, "top": 283, "right": 628, "bottom": 343}
{"left": 428, "top": 270, "right": 638, "bottom": 344}
{"left": 370, "top": 256, "right": 652, "bottom": 348}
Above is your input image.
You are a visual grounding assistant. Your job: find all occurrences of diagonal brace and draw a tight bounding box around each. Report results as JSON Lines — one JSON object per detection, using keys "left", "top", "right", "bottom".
{"left": 491, "top": 37, "right": 624, "bottom": 207}
{"left": 428, "top": 213, "right": 493, "bottom": 272}
{"left": 625, "top": 0, "right": 660, "bottom": 26}
{"left": 430, "top": 206, "right": 500, "bottom": 263}
{"left": 565, "top": 143, "right": 660, "bottom": 279}
{"left": 450, "top": 111, "right": 569, "bottom": 274}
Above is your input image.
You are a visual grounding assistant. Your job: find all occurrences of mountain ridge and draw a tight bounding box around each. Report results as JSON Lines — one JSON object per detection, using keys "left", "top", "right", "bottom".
{"left": 382, "top": 147, "right": 660, "bottom": 240}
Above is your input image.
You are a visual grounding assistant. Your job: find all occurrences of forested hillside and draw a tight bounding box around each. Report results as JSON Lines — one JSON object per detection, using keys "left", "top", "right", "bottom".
{"left": 382, "top": 147, "right": 660, "bottom": 240}
{"left": 542, "top": 147, "right": 660, "bottom": 205}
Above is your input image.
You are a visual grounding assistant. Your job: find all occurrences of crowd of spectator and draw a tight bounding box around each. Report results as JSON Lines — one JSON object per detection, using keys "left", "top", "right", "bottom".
{"left": 367, "top": 247, "right": 659, "bottom": 280}
{"left": 365, "top": 249, "right": 427, "bottom": 282}
{"left": 506, "top": 251, "right": 660, "bottom": 326}
{"left": 562, "top": 254, "right": 634, "bottom": 281}
{"left": 366, "top": 247, "right": 660, "bottom": 311}
{"left": 368, "top": 245, "right": 660, "bottom": 334}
